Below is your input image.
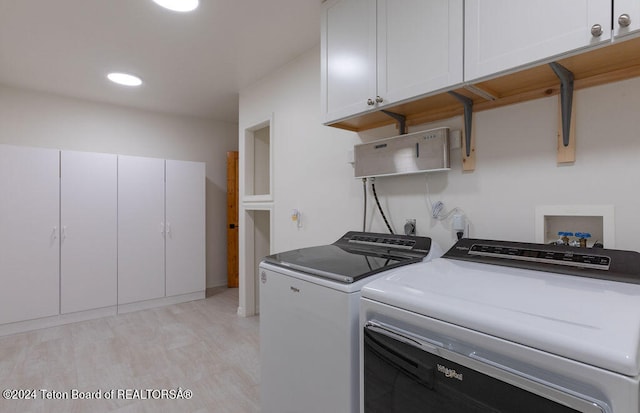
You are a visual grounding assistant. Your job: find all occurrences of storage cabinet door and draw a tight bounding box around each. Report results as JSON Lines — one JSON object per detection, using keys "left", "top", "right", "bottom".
{"left": 0, "top": 145, "right": 60, "bottom": 324}
{"left": 60, "top": 151, "right": 117, "bottom": 313}
{"left": 321, "top": 0, "right": 377, "bottom": 123}
{"left": 377, "top": 0, "right": 463, "bottom": 105}
{"left": 465, "top": 0, "right": 611, "bottom": 81}
{"left": 118, "top": 155, "right": 165, "bottom": 305}
{"left": 614, "top": 0, "right": 640, "bottom": 38}
{"left": 165, "top": 160, "right": 205, "bottom": 297}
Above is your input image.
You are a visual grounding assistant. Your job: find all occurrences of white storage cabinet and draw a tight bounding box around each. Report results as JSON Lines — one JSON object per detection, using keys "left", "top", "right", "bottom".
{"left": 614, "top": 0, "right": 640, "bottom": 38}
{"left": 118, "top": 156, "right": 206, "bottom": 303}
{"left": 321, "top": 0, "right": 376, "bottom": 123}
{"left": 376, "top": 0, "right": 463, "bottom": 109}
{"left": 321, "top": 0, "right": 463, "bottom": 123}
{"left": 117, "top": 155, "right": 166, "bottom": 305}
{"left": 60, "top": 151, "right": 118, "bottom": 314}
{"left": 165, "top": 160, "right": 206, "bottom": 297}
{"left": 465, "top": 0, "right": 612, "bottom": 81}
{"left": 0, "top": 146, "right": 205, "bottom": 332}
{"left": 0, "top": 145, "right": 60, "bottom": 324}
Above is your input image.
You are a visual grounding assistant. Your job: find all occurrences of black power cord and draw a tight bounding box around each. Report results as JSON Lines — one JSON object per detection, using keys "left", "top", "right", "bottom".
{"left": 362, "top": 178, "right": 367, "bottom": 232}
{"left": 371, "top": 180, "right": 394, "bottom": 234}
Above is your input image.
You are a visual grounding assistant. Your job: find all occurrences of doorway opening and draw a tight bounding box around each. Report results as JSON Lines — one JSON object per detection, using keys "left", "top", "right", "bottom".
{"left": 239, "top": 115, "right": 273, "bottom": 317}
{"left": 249, "top": 209, "right": 270, "bottom": 314}
{"left": 239, "top": 207, "right": 272, "bottom": 316}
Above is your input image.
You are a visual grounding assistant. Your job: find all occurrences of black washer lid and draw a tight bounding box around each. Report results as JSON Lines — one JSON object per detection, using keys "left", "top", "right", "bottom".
{"left": 261, "top": 231, "right": 433, "bottom": 283}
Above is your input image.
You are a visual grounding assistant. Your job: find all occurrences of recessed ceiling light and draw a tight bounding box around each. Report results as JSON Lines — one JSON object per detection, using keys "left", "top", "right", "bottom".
{"left": 152, "top": 0, "right": 199, "bottom": 12}
{"left": 107, "top": 72, "right": 143, "bottom": 87}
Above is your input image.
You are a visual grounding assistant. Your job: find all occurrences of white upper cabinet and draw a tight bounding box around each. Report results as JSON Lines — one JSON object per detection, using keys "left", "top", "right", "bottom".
{"left": 321, "top": 0, "right": 377, "bottom": 123}
{"left": 60, "top": 151, "right": 118, "bottom": 314}
{"left": 0, "top": 145, "right": 60, "bottom": 324}
{"left": 465, "top": 0, "right": 612, "bottom": 81}
{"left": 321, "top": 0, "right": 463, "bottom": 124}
{"left": 614, "top": 0, "right": 640, "bottom": 38}
{"left": 376, "top": 0, "right": 463, "bottom": 107}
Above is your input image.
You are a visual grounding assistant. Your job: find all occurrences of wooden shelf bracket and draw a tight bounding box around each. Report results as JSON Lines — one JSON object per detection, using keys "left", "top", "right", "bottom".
{"left": 448, "top": 91, "right": 473, "bottom": 157}
{"left": 380, "top": 110, "right": 407, "bottom": 135}
{"left": 549, "top": 62, "right": 574, "bottom": 147}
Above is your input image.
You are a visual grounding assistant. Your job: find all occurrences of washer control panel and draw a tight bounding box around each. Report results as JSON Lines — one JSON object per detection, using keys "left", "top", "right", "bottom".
{"left": 338, "top": 231, "right": 432, "bottom": 254}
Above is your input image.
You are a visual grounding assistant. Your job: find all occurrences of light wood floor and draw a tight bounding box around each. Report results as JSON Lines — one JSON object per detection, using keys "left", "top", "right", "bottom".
{"left": 0, "top": 288, "right": 259, "bottom": 413}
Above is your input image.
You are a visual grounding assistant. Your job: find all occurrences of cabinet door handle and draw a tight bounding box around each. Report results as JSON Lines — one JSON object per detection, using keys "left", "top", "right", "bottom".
{"left": 160, "top": 222, "right": 165, "bottom": 236}
{"left": 52, "top": 226, "right": 58, "bottom": 240}
{"left": 591, "top": 24, "right": 603, "bottom": 37}
{"left": 367, "top": 98, "right": 375, "bottom": 106}
{"left": 619, "top": 13, "right": 631, "bottom": 27}
{"left": 166, "top": 223, "right": 172, "bottom": 237}
{"left": 61, "top": 226, "right": 67, "bottom": 241}
{"left": 375, "top": 95, "right": 384, "bottom": 104}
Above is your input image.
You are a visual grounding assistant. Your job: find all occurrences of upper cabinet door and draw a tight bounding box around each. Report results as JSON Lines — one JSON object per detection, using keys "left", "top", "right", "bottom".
{"left": 0, "top": 145, "right": 60, "bottom": 324}
{"left": 614, "top": 0, "right": 640, "bottom": 38}
{"left": 321, "top": 0, "right": 377, "bottom": 123}
{"left": 321, "top": 0, "right": 463, "bottom": 124}
{"left": 60, "top": 151, "right": 117, "bottom": 314}
{"left": 465, "top": 0, "right": 612, "bottom": 81}
{"left": 165, "top": 160, "right": 205, "bottom": 297}
{"left": 377, "top": 0, "right": 463, "bottom": 106}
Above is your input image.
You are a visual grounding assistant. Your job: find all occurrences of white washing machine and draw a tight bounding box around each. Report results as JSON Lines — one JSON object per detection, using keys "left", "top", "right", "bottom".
{"left": 360, "top": 238, "right": 640, "bottom": 412}
{"left": 259, "top": 231, "right": 442, "bottom": 413}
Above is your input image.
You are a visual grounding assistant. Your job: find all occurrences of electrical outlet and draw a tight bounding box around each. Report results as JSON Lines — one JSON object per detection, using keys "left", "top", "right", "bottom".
{"left": 404, "top": 219, "right": 416, "bottom": 236}
{"left": 452, "top": 214, "right": 466, "bottom": 240}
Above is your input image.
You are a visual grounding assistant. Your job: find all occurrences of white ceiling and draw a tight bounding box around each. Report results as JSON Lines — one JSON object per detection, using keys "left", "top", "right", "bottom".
{"left": 0, "top": 0, "right": 323, "bottom": 123}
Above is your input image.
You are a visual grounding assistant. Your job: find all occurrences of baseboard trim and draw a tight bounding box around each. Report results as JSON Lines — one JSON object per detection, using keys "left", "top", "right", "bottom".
{"left": 0, "top": 291, "right": 206, "bottom": 337}
{"left": 0, "top": 306, "right": 117, "bottom": 337}
{"left": 117, "top": 291, "right": 205, "bottom": 314}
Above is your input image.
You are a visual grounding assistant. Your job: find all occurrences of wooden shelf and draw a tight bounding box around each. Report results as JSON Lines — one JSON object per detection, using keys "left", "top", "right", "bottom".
{"left": 327, "top": 36, "right": 640, "bottom": 133}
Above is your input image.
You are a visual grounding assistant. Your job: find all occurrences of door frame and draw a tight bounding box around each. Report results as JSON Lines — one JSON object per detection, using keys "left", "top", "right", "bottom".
{"left": 238, "top": 205, "right": 273, "bottom": 316}
{"left": 238, "top": 114, "right": 274, "bottom": 317}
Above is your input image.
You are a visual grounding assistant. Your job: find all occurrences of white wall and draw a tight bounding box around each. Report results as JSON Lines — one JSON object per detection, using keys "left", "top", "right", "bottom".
{"left": 0, "top": 84, "right": 238, "bottom": 288}
{"left": 239, "top": 45, "right": 640, "bottom": 259}
{"left": 239, "top": 46, "right": 362, "bottom": 256}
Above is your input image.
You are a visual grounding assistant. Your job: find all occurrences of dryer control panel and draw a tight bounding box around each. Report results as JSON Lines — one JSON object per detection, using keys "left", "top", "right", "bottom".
{"left": 468, "top": 243, "right": 611, "bottom": 270}
{"left": 444, "top": 238, "right": 640, "bottom": 284}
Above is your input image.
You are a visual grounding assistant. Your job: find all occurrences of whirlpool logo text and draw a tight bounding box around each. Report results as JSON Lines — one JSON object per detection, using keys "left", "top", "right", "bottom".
{"left": 437, "top": 364, "right": 463, "bottom": 381}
